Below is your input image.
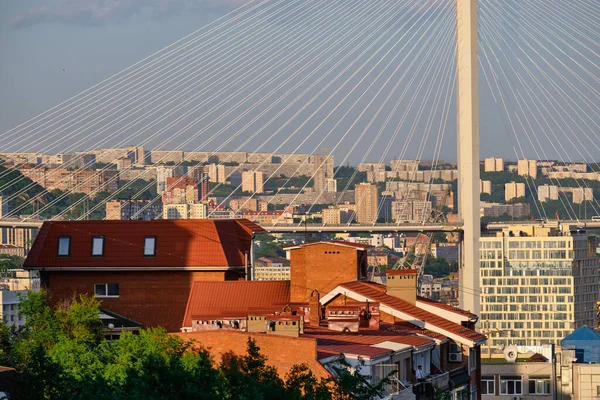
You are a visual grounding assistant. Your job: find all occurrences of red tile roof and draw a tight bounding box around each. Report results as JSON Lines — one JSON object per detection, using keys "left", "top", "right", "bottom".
{"left": 303, "top": 325, "right": 434, "bottom": 360}
{"left": 24, "top": 219, "right": 264, "bottom": 270}
{"left": 283, "top": 240, "right": 372, "bottom": 251}
{"left": 416, "top": 296, "right": 477, "bottom": 319}
{"left": 337, "top": 281, "right": 486, "bottom": 345}
{"left": 387, "top": 269, "right": 418, "bottom": 275}
{"left": 182, "top": 280, "right": 290, "bottom": 326}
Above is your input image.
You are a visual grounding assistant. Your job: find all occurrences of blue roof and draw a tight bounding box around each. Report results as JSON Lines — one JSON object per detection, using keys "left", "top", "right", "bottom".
{"left": 562, "top": 325, "right": 600, "bottom": 342}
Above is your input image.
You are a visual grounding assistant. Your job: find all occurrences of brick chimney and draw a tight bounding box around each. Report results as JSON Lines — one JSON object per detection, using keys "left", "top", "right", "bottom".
{"left": 309, "top": 290, "right": 321, "bottom": 326}
{"left": 386, "top": 269, "right": 418, "bottom": 305}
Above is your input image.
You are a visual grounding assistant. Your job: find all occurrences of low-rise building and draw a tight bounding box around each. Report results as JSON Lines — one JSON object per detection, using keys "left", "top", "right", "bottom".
{"left": 23, "top": 219, "right": 265, "bottom": 332}
{"left": 254, "top": 257, "right": 290, "bottom": 281}
{"left": 0, "top": 290, "right": 28, "bottom": 328}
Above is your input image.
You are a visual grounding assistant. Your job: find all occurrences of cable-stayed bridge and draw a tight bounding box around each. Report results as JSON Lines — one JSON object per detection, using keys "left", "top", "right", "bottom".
{"left": 0, "top": 0, "right": 599, "bottom": 313}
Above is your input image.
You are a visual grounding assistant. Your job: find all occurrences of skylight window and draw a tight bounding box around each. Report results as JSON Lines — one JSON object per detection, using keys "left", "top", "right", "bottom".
{"left": 144, "top": 236, "right": 156, "bottom": 256}
{"left": 58, "top": 236, "right": 70, "bottom": 256}
{"left": 92, "top": 237, "right": 104, "bottom": 256}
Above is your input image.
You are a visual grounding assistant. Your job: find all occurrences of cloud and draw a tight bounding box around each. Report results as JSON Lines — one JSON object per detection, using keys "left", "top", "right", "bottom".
{"left": 9, "top": 0, "right": 249, "bottom": 29}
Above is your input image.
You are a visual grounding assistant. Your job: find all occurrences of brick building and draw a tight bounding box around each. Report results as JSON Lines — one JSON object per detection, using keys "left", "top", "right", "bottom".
{"left": 179, "top": 242, "right": 486, "bottom": 399}
{"left": 23, "top": 219, "right": 264, "bottom": 332}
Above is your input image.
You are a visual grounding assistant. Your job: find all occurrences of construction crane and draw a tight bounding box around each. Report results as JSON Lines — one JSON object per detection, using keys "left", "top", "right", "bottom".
{"left": 388, "top": 207, "right": 449, "bottom": 292}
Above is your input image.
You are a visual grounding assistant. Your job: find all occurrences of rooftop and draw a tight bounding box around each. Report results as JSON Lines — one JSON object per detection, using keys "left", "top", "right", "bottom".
{"left": 182, "top": 280, "right": 291, "bottom": 327}
{"left": 334, "top": 281, "right": 486, "bottom": 346}
{"left": 24, "top": 219, "right": 264, "bottom": 270}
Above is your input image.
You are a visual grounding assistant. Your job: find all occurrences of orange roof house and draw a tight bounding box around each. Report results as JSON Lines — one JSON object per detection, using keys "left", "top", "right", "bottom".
{"left": 24, "top": 219, "right": 264, "bottom": 332}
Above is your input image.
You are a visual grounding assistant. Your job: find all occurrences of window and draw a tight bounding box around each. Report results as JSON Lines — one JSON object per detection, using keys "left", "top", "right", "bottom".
{"left": 92, "top": 236, "right": 104, "bottom": 256}
{"left": 499, "top": 376, "right": 522, "bottom": 395}
{"left": 144, "top": 236, "right": 156, "bottom": 256}
{"left": 528, "top": 377, "right": 551, "bottom": 394}
{"left": 58, "top": 236, "right": 71, "bottom": 256}
{"left": 94, "top": 283, "right": 119, "bottom": 297}
{"left": 481, "top": 376, "right": 495, "bottom": 395}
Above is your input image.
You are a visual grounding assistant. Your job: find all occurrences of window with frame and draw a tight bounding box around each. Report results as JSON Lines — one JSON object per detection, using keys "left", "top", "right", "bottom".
{"left": 481, "top": 376, "right": 495, "bottom": 395}
{"left": 58, "top": 236, "right": 71, "bottom": 256}
{"left": 499, "top": 376, "right": 522, "bottom": 395}
{"left": 528, "top": 377, "right": 551, "bottom": 395}
{"left": 92, "top": 236, "right": 104, "bottom": 256}
{"left": 144, "top": 236, "right": 156, "bottom": 256}
{"left": 94, "top": 283, "right": 119, "bottom": 297}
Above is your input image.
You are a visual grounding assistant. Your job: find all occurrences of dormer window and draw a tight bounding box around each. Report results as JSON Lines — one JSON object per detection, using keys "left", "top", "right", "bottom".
{"left": 144, "top": 236, "right": 156, "bottom": 256}
{"left": 58, "top": 236, "right": 71, "bottom": 256}
{"left": 92, "top": 237, "right": 104, "bottom": 256}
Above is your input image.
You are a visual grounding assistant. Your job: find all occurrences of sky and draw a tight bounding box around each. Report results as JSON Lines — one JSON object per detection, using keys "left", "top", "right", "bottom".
{"left": 0, "top": 0, "right": 598, "bottom": 165}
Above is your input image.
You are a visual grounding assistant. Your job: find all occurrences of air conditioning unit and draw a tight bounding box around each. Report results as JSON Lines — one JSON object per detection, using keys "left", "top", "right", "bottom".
{"left": 449, "top": 353, "right": 462, "bottom": 362}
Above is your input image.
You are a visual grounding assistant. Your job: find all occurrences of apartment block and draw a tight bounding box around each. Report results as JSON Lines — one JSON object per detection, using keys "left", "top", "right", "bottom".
{"left": 207, "top": 163, "right": 226, "bottom": 184}
{"left": 241, "top": 170, "right": 264, "bottom": 194}
{"left": 391, "top": 200, "right": 432, "bottom": 223}
{"left": 569, "top": 187, "right": 593, "bottom": 204}
{"left": 484, "top": 157, "right": 504, "bottom": 172}
{"left": 389, "top": 159, "right": 419, "bottom": 172}
{"left": 480, "top": 179, "right": 492, "bottom": 195}
{"left": 538, "top": 184, "right": 559, "bottom": 202}
{"left": 18, "top": 166, "right": 119, "bottom": 196}
{"left": 354, "top": 183, "right": 378, "bottom": 224}
{"left": 229, "top": 197, "right": 268, "bottom": 212}
{"left": 357, "top": 163, "right": 386, "bottom": 183}
{"left": 480, "top": 202, "right": 531, "bottom": 218}
{"left": 505, "top": 181, "right": 526, "bottom": 202}
{"left": 105, "top": 200, "right": 163, "bottom": 220}
{"left": 164, "top": 203, "right": 207, "bottom": 219}
{"left": 480, "top": 223, "right": 599, "bottom": 350}
{"left": 518, "top": 159, "right": 538, "bottom": 179}
{"left": 162, "top": 177, "right": 200, "bottom": 204}
{"left": 312, "top": 154, "right": 334, "bottom": 194}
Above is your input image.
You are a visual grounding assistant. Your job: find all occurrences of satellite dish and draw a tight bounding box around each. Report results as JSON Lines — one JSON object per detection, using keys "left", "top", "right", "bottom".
{"left": 504, "top": 345, "right": 518, "bottom": 363}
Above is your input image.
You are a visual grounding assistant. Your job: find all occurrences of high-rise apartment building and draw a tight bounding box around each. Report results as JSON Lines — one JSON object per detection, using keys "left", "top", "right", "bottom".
{"left": 207, "top": 164, "right": 226, "bottom": 184}
{"left": 538, "top": 184, "right": 559, "bottom": 202}
{"left": 312, "top": 154, "right": 334, "bottom": 194}
{"left": 483, "top": 157, "right": 504, "bottom": 172}
{"left": 480, "top": 223, "right": 598, "bottom": 350}
{"left": 354, "top": 183, "right": 378, "bottom": 224}
{"left": 517, "top": 159, "right": 538, "bottom": 179}
{"left": 480, "top": 180, "right": 492, "bottom": 195}
{"left": 505, "top": 181, "right": 526, "bottom": 202}
{"left": 241, "top": 170, "right": 264, "bottom": 194}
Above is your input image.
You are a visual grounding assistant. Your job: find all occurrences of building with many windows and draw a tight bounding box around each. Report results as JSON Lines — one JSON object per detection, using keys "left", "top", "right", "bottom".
{"left": 354, "top": 183, "right": 379, "bottom": 224}
{"left": 480, "top": 223, "right": 599, "bottom": 351}
{"left": 241, "top": 170, "right": 264, "bottom": 194}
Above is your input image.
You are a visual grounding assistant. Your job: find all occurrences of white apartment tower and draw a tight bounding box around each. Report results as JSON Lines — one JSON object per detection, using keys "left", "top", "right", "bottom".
{"left": 354, "top": 183, "right": 379, "bottom": 224}
{"left": 241, "top": 170, "right": 264, "bottom": 194}
{"left": 505, "top": 181, "right": 526, "bottom": 202}
{"left": 517, "top": 159, "right": 538, "bottom": 179}
{"left": 480, "top": 180, "right": 492, "bottom": 195}
{"left": 480, "top": 223, "right": 598, "bottom": 350}
{"left": 484, "top": 157, "right": 504, "bottom": 172}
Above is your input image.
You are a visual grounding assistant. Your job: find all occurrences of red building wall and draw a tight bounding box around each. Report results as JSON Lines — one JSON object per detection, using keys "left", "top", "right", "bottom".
{"left": 42, "top": 270, "right": 242, "bottom": 332}
{"left": 175, "top": 331, "right": 330, "bottom": 380}
{"left": 290, "top": 244, "right": 364, "bottom": 303}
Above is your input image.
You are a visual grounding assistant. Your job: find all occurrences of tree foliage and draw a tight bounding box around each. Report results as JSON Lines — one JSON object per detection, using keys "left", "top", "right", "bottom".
{"left": 1, "top": 291, "right": 391, "bottom": 400}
